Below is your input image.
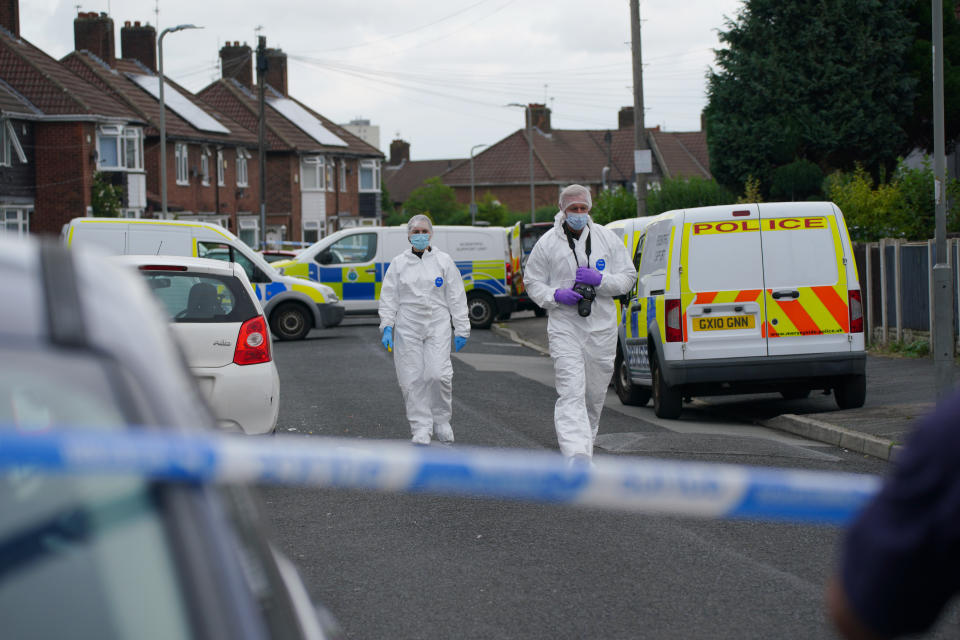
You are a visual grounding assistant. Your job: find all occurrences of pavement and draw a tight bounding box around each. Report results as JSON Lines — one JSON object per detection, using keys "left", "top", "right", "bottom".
{"left": 492, "top": 311, "right": 949, "bottom": 462}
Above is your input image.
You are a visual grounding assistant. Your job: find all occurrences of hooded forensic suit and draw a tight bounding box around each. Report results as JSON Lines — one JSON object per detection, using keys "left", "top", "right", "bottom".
{"left": 378, "top": 246, "right": 470, "bottom": 444}
{"left": 524, "top": 210, "right": 637, "bottom": 458}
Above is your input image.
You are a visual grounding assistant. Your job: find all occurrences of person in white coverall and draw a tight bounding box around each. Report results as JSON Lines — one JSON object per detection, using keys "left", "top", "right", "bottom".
{"left": 523, "top": 185, "right": 637, "bottom": 463}
{"left": 378, "top": 215, "right": 470, "bottom": 445}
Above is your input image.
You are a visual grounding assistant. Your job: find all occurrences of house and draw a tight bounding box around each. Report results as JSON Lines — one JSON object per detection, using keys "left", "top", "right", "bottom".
{"left": 382, "top": 138, "right": 465, "bottom": 211}
{"left": 0, "top": 7, "right": 143, "bottom": 236}
{"left": 60, "top": 13, "right": 264, "bottom": 246}
{"left": 440, "top": 104, "right": 712, "bottom": 213}
{"left": 198, "top": 43, "right": 384, "bottom": 244}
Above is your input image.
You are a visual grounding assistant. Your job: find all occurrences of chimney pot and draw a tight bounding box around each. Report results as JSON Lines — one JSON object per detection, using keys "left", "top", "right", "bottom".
{"left": 134, "top": 20, "right": 140, "bottom": 26}
{"left": 124, "top": 21, "right": 131, "bottom": 27}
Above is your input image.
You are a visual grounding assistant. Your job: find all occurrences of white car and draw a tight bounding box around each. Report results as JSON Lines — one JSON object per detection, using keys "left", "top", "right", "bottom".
{"left": 115, "top": 255, "right": 280, "bottom": 435}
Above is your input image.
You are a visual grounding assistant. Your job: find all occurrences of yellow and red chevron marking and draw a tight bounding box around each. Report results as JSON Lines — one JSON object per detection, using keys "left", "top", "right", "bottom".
{"left": 765, "top": 285, "right": 849, "bottom": 338}
{"left": 692, "top": 290, "right": 763, "bottom": 305}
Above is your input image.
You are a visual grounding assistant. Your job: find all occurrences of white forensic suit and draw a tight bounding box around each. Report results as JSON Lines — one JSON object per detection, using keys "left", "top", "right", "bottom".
{"left": 523, "top": 212, "right": 637, "bottom": 458}
{"left": 378, "top": 247, "right": 470, "bottom": 444}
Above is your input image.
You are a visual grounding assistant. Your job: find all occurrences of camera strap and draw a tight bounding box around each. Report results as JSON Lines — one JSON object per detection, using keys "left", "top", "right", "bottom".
{"left": 565, "top": 226, "right": 591, "bottom": 268}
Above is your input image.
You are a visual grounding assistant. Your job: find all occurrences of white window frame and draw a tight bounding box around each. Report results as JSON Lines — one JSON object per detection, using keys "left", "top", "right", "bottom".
{"left": 236, "top": 147, "right": 250, "bottom": 188}
{"left": 326, "top": 158, "right": 334, "bottom": 192}
{"left": 238, "top": 217, "right": 259, "bottom": 249}
{"left": 358, "top": 160, "right": 380, "bottom": 192}
{"left": 200, "top": 146, "right": 211, "bottom": 187}
{"left": 96, "top": 124, "right": 142, "bottom": 171}
{"left": 303, "top": 219, "right": 321, "bottom": 243}
{"left": 339, "top": 160, "right": 347, "bottom": 192}
{"left": 217, "top": 149, "right": 225, "bottom": 187}
{"left": 0, "top": 120, "right": 27, "bottom": 167}
{"left": 1, "top": 206, "right": 31, "bottom": 236}
{"left": 175, "top": 143, "right": 189, "bottom": 185}
{"left": 300, "top": 156, "right": 325, "bottom": 191}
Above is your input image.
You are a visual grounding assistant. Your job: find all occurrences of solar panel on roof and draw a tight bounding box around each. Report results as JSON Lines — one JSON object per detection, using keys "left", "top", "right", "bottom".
{"left": 267, "top": 96, "right": 347, "bottom": 147}
{"left": 128, "top": 74, "right": 230, "bottom": 135}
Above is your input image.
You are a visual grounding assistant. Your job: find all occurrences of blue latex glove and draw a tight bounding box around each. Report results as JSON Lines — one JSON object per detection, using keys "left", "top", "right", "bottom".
{"left": 554, "top": 287, "right": 583, "bottom": 306}
{"left": 454, "top": 335, "right": 468, "bottom": 352}
{"left": 576, "top": 266, "right": 602, "bottom": 286}
{"left": 381, "top": 326, "right": 393, "bottom": 351}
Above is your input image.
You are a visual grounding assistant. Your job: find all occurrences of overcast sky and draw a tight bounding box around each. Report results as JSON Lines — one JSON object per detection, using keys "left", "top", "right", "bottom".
{"left": 24, "top": 0, "right": 744, "bottom": 160}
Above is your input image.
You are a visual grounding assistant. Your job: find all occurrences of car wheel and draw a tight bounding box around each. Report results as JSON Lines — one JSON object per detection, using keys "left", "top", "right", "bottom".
{"left": 270, "top": 302, "right": 311, "bottom": 341}
{"left": 780, "top": 387, "right": 811, "bottom": 400}
{"left": 534, "top": 306, "right": 547, "bottom": 318}
{"left": 615, "top": 346, "right": 650, "bottom": 406}
{"left": 652, "top": 354, "right": 682, "bottom": 419}
{"left": 834, "top": 374, "right": 866, "bottom": 409}
{"left": 467, "top": 292, "right": 495, "bottom": 329}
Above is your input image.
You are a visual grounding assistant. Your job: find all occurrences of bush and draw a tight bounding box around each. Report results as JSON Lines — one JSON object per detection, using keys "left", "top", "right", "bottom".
{"left": 647, "top": 176, "right": 736, "bottom": 215}
{"left": 91, "top": 171, "right": 122, "bottom": 217}
{"left": 769, "top": 159, "right": 824, "bottom": 201}
{"left": 403, "top": 177, "right": 466, "bottom": 225}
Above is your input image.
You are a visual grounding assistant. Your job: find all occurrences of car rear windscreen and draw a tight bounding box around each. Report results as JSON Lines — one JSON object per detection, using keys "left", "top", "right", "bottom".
{"left": 140, "top": 271, "right": 259, "bottom": 323}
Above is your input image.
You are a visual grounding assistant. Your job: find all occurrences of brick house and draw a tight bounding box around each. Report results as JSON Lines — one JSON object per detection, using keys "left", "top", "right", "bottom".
{"left": 198, "top": 43, "right": 384, "bottom": 244}
{"left": 60, "top": 13, "right": 265, "bottom": 246}
{"left": 440, "top": 104, "right": 712, "bottom": 213}
{"left": 0, "top": 6, "right": 143, "bottom": 237}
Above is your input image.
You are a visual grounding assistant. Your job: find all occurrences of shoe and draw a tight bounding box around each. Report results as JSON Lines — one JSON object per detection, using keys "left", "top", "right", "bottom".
{"left": 434, "top": 423, "right": 455, "bottom": 444}
{"left": 566, "top": 453, "right": 594, "bottom": 469}
{"left": 411, "top": 432, "right": 431, "bottom": 446}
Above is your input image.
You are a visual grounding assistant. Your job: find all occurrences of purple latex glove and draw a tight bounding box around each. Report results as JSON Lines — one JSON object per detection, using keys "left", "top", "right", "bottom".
{"left": 554, "top": 287, "right": 583, "bottom": 306}
{"left": 576, "top": 266, "right": 602, "bottom": 286}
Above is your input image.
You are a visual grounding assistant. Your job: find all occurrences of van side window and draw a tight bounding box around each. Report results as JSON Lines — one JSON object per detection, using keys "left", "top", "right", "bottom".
{"left": 638, "top": 222, "right": 671, "bottom": 279}
{"left": 318, "top": 233, "right": 377, "bottom": 265}
{"left": 633, "top": 235, "right": 645, "bottom": 272}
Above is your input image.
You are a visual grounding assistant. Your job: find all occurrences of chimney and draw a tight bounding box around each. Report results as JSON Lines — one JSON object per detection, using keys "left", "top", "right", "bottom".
{"left": 120, "top": 21, "right": 156, "bottom": 72}
{"left": 527, "top": 103, "right": 550, "bottom": 133}
{"left": 389, "top": 139, "right": 410, "bottom": 166}
{"left": 0, "top": 0, "right": 19, "bottom": 37}
{"left": 262, "top": 47, "right": 287, "bottom": 95}
{"left": 220, "top": 41, "right": 253, "bottom": 87}
{"left": 74, "top": 11, "right": 115, "bottom": 66}
{"left": 618, "top": 106, "right": 634, "bottom": 130}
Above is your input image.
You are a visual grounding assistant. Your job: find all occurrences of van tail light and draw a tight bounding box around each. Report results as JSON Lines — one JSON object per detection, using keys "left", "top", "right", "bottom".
{"left": 234, "top": 316, "right": 272, "bottom": 365}
{"left": 848, "top": 290, "right": 863, "bottom": 334}
{"left": 665, "top": 299, "right": 683, "bottom": 342}
{"left": 505, "top": 261, "right": 513, "bottom": 286}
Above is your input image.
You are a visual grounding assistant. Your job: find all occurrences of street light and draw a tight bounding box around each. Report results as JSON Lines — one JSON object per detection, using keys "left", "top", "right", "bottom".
{"left": 159, "top": 24, "right": 202, "bottom": 216}
{"left": 505, "top": 103, "right": 535, "bottom": 223}
{"left": 469, "top": 143, "right": 488, "bottom": 226}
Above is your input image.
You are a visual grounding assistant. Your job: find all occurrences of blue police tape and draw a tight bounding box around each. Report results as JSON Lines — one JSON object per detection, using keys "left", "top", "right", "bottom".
{"left": 0, "top": 427, "right": 882, "bottom": 525}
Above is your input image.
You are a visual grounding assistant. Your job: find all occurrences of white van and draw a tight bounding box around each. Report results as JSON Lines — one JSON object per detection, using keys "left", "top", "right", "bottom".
{"left": 272, "top": 225, "right": 518, "bottom": 329}
{"left": 63, "top": 218, "right": 344, "bottom": 341}
{"left": 614, "top": 202, "right": 866, "bottom": 418}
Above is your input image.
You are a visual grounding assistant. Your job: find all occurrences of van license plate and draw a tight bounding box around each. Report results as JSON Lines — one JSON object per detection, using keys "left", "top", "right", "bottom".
{"left": 693, "top": 315, "right": 755, "bottom": 331}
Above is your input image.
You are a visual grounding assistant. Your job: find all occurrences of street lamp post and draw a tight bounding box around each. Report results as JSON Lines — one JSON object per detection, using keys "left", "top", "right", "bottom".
{"left": 159, "top": 24, "right": 202, "bottom": 217}
{"left": 506, "top": 103, "right": 535, "bottom": 223}
{"left": 469, "top": 143, "right": 488, "bottom": 226}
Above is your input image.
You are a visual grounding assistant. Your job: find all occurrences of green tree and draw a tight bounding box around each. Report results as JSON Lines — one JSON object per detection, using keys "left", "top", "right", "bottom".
{"left": 380, "top": 181, "right": 396, "bottom": 218}
{"left": 769, "top": 159, "right": 824, "bottom": 201}
{"left": 647, "top": 176, "right": 736, "bottom": 215}
{"left": 402, "top": 177, "right": 466, "bottom": 225}
{"left": 475, "top": 191, "right": 508, "bottom": 226}
{"left": 91, "top": 171, "right": 123, "bottom": 217}
{"left": 590, "top": 186, "right": 637, "bottom": 224}
{"left": 705, "top": 0, "right": 916, "bottom": 192}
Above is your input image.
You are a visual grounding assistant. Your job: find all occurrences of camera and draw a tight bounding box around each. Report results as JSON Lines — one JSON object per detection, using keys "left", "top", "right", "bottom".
{"left": 572, "top": 283, "right": 596, "bottom": 317}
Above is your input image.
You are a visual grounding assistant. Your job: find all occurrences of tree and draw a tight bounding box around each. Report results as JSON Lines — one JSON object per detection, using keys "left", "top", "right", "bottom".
{"left": 647, "top": 176, "right": 735, "bottom": 215}
{"left": 402, "top": 177, "right": 466, "bottom": 225}
{"left": 769, "top": 159, "right": 824, "bottom": 201}
{"left": 705, "top": 0, "right": 917, "bottom": 193}
{"left": 91, "top": 171, "right": 123, "bottom": 217}
{"left": 590, "top": 186, "right": 637, "bottom": 225}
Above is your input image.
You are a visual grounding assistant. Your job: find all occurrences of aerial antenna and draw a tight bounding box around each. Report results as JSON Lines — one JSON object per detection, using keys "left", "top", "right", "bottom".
{"left": 154, "top": 0, "right": 159, "bottom": 28}
{"left": 544, "top": 84, "right": 548, "bottom": 103}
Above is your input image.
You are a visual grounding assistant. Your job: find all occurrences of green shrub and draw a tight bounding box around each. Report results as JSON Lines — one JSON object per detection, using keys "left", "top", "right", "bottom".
{"left": 770, "top": 159, "right": 824, "bottom": 201}
{"left": 591, "top": 186, "right": 637, "bottom": 224}
{"left": 647, "top": 176, "right": 736, "bottom": 215}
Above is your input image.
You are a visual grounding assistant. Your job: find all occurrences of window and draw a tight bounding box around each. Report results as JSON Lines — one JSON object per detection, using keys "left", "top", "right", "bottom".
{"left": 319, "top": 232, "right": 377, "bottom": 265}
{"left": 300, "top": 156, "right": 325, "bottom": 191}
{"left": 216, "top": 149, "right": 225, "bottom": 187}
{"left": 97, "top": 125, "right": 142, "bottom": 171}
{"left": 0, "top": 120, "right": 27, "bottom": 167}
{"left": 200, "top": 146, "right": 211, "bottom": 186}
{"left": 303, "top": 220, "right": 320, "bottom": 244}
{"left": 175, "top": 143, "right": 189, "bottom": 185}
{"left": 339, "top": 160, "right": 347, "bottom": 192}
{"left": 358, "top": 160, "right": 380, "bottom": 192}
{"left": 238, "top": 218, "right": 259, "bottom": 249}
{"left": 236, "top": 148, "right": 250, "bottom": 187}
{"left": 325, "top": 160, "right": 334, "bottom": 192}
{"left": 1, "top": 207, "right": 31, "bottom": 236}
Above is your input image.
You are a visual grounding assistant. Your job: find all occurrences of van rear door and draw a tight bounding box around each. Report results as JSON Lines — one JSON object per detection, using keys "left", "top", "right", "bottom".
{"left": 758, "top": 203, "right": 851, "bottom": 356}
{"left": 681, "top": 205, "right": 767, "bottom": 360}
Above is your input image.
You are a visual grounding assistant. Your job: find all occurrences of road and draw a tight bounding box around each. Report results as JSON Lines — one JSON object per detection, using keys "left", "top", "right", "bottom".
{"left": 257, "top": 318, "right": 953, "bottom": 639}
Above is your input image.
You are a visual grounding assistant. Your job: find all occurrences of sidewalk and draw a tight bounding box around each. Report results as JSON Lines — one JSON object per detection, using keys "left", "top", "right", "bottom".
{"left": 492, "top": 311, "right": 948, "bottom": 462}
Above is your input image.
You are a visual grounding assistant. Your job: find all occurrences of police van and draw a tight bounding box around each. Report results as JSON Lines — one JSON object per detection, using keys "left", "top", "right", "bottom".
{"left": 272, "top": 224, "right": 519, "bottom": 329}
{"left": 613, "top": 202, "right": 866, "bottom": 418}
{"left": 63, "top": 218, "right": 344, "bottom": 341}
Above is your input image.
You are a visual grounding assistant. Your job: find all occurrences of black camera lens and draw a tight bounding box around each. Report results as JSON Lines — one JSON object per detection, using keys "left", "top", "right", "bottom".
{"left": 573, "top": 283, "right": 595, "bottom": 317}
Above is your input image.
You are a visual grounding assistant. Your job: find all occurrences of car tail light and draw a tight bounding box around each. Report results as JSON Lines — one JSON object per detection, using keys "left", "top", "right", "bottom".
{"left": 234, "top": 316, "right": 272, "bottom": 365}
{"left": 665, "top": 299, "right": 683, "bottom": 342}
{"left": 848, "top": 290, "right": 863, "bottom": 334}
{"left": 505, "top": 261, "right": 513, "bottom": 286}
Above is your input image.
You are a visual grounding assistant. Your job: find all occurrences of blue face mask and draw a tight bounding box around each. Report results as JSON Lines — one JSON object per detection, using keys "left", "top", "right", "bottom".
{"left": 410, "top": 233, "right": 430, "bottom": 250}
{"left": 566, "top": 213, "right": 589, "bottom": 230}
